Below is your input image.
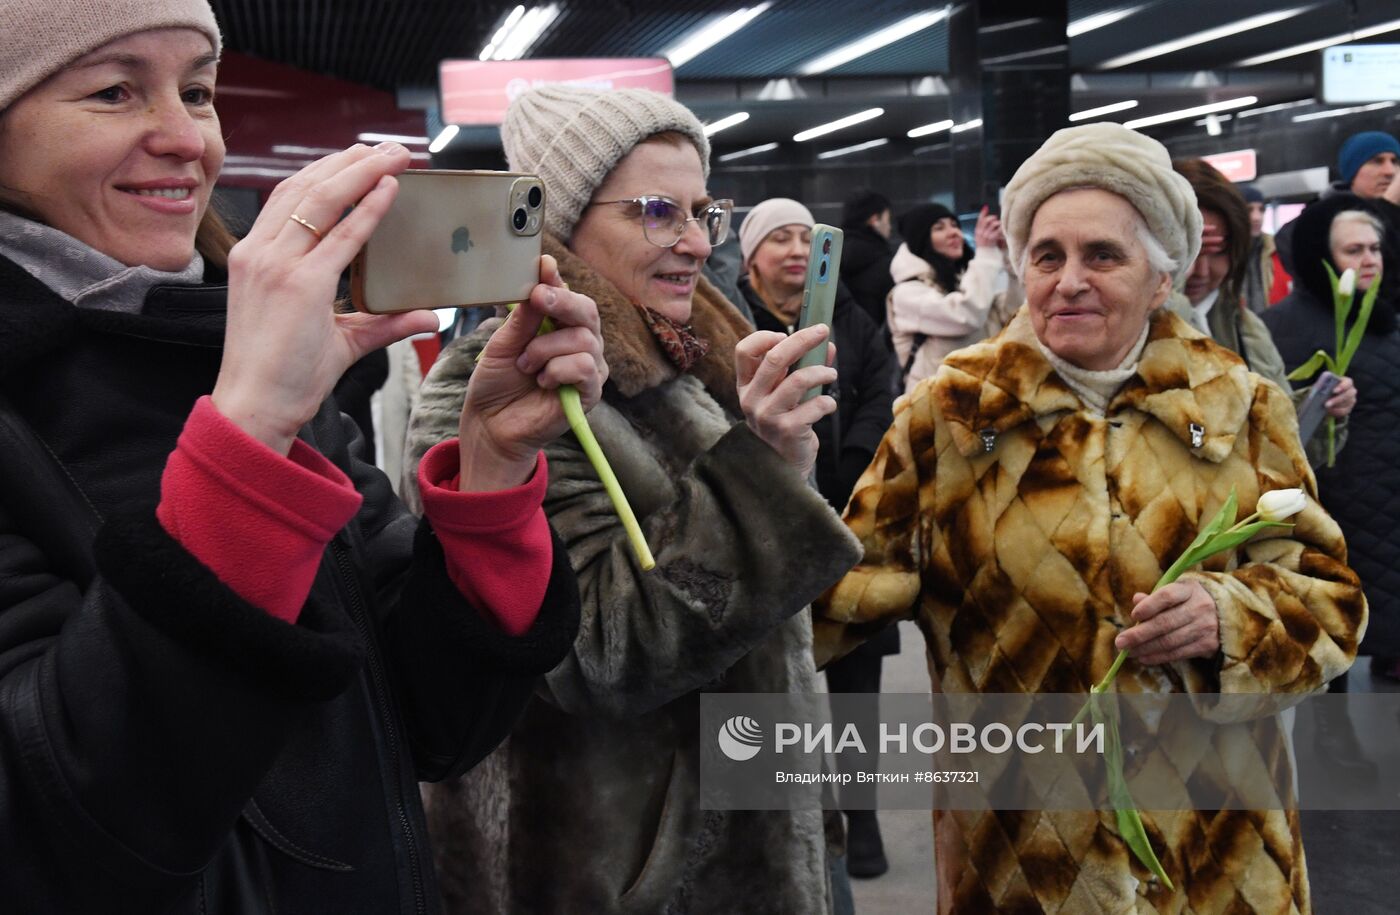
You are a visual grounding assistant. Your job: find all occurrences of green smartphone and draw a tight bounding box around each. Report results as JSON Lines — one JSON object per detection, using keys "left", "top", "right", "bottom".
{"left": 793, "top": 224, "right": 844, "bottom": 402}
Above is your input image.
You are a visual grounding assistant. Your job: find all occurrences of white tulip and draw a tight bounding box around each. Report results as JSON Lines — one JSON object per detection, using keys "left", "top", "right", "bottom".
{"left": 1338, "top": 268, "right": 1356, "bottom": 297}
{"left": 1257, "top": 488, "right": 1306, "bottom": 522}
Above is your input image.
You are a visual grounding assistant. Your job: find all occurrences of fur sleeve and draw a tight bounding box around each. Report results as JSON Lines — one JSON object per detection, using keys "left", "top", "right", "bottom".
{"left": 1177, "top": 379, "right": 1366, "bottom": 710}
{"left": 813, "top": 392, "right": 927, "bottom": 667}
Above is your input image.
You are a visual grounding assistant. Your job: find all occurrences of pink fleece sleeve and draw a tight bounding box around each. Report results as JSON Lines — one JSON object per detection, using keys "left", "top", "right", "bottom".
{"left": 157, "top": 396, "right": 363, "bottom": 623}
{"left": 416, "top": 441, "right": 553, "bottom": 636}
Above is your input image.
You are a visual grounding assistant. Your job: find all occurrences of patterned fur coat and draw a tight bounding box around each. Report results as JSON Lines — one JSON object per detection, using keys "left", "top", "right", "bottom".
{"left": 815, "top": 307, "right": 1366, "bottom": 914}
{"left": 404, "top": 236, "right": 863, "bottom": 915}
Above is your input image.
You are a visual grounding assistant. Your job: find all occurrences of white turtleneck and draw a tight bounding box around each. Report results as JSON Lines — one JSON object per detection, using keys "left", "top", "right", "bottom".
{"left": 1036, "top": 321, "right": 1152, "bottom": 415}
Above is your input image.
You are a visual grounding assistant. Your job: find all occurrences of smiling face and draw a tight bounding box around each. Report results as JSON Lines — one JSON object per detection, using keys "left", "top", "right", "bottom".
{"left": 930, "top": 216, "right": 965, "bottom": 260}
{"left": 749, "top": 223, "right": 812, "bottom": 320}
{"left": 569, "top": 136, "right": 712, "bottom": 322}
{"left": 1184, "top": 208, "right": 1231, "bottom": 306}
{"left": 0, "top": 29, "right": 224, "bottom": 271}
{"left": 1024, "top": 188, "right": 1172, "bottom": 371}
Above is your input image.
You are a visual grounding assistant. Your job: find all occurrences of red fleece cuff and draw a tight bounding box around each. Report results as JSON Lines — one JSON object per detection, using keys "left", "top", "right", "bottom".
{"left": 157, "top": 396, "right": 362, "bottom": 623}
{"left": 418, "top": 440, "right": 552, "bottom": 636}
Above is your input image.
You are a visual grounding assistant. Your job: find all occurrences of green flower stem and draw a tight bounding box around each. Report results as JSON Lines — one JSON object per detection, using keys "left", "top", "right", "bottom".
{"left": 1070, "top": 509, "right": 1262, "bottom": 728}
{"left": 512, "top": 306, "right": 656, "bottom": 571}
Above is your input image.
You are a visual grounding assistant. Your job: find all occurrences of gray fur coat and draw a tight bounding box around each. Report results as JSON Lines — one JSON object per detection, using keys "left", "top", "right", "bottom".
{"left": 403, "top": 236, "right": 864, "bottom": 915}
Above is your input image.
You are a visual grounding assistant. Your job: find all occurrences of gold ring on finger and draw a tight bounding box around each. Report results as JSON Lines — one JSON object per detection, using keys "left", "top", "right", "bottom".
{"left": 288, "top": 213, "right": 323, "bottom": 240}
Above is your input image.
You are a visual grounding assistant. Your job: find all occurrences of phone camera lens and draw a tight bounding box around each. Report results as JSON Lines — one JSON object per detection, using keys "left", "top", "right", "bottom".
{"left": 822, "top": 238, "right": 832, "bottom": 254}
{"left": 819, "top": 260, "right": 828, "bottom": 278}
{"left": 513, "top": 207, "right": 528, "bottom": 231}
{"left": 527, "top": 186, "right": 543, "bottom": 209}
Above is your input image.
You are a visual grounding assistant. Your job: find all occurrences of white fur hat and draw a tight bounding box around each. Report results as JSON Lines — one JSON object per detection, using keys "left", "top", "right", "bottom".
{"left": 500, "top": 84, "right": 710, "bottom": 242}
{"left": 1001, "top": 123, "right": 1202, "bottom": 285}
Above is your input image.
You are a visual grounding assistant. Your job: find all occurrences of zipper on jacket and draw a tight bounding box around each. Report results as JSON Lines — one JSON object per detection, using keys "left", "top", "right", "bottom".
{"left": 331, "top": 539, "right": 427, "bottom": 915}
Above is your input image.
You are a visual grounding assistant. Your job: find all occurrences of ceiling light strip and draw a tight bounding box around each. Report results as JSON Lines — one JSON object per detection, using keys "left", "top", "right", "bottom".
{"left": 793, "top": 107, "right": 884, "bottom": 142}
{"left": 1067, "top": 6, "right": 1144, "bottom": 38}
{"left": 1097, "top": 7, "right": 1311, "bottom": 69}
{"left": 664, "top": 3, "right": 774, "bottom": 69}
{"left": 1069, "top": 99, "right": 1139, "bottom": 122}
{"left": 718, "top": 142, "right": 780, "bottom": 162}
{"left": 907, "top": 119, "right": 954, "bottom": 138}
{"left": 704, "top": 112, "right": 750, "bottom": 136}
{"left": 800, "top": 8, "right": 949, "bottom": 75}
{"left": 1236, "top": 17, "right": 1400, "bottom": 66}
{"left": 1123, "top": 95, "right": 1257, "bottom": 129}
{"left": 1291, "top": 101, "right": 1397, "bottom": 123}
{"left": 428, "top": 124, "right": 459, "bottom": 153}
{"left": 818, "top": 138, "right": 890, "bottom": 159}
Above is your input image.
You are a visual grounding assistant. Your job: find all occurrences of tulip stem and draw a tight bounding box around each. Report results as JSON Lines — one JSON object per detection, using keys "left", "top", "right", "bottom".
{"left": 509, "top": 305, "right": 656, "bottom": 571}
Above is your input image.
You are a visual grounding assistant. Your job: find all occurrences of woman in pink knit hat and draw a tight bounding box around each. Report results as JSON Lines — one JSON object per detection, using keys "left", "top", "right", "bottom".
{"left": 0, "top": 1, "right": 605, "bottom": 910}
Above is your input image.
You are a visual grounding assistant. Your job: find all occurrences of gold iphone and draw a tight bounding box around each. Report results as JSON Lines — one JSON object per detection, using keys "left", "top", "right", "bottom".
{"left": 350, "top": 169, "right": 545, "bottom": 314}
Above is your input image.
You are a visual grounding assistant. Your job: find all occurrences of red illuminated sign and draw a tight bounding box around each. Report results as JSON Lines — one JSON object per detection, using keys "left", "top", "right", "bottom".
{"left": 439, "top": 58, "right": 675, "bottom": 126}
{"left": 1202, "top": 149, "right": 1258, "bottom": 183}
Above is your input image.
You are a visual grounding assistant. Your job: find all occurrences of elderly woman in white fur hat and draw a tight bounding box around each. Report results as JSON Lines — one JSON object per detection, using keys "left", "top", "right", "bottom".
{"left": 404, "top": 87, "right": 863, "bottom": 914}
{"left": 0, "top": 0, "right": 607, "bottom": 910}
{"left": 814, "top": 123, "right": 1365, "bottom": 913}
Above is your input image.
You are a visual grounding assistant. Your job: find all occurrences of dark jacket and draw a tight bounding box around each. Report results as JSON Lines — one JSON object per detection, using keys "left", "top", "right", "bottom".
{"left": 739, "top": 276, "right": 897, "bottom": 511}
{"left": 0, "top": 255, "right": 580, "bottom": 913}
{"left": 1265, "top": 285, "right": 1400, "bottom": 657}
{"left": 840, "top": 224, "right": 896, "bottom": 329}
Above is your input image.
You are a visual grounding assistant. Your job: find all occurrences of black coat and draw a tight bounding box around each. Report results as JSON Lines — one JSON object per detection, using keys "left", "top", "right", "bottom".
{"left": 1264, "top": 284, "right": 1400, "bottom": 656}
{"left": 0, "top": 255, "right": 580, "bottom": 913}
{"left": 840, "top": 225, "right": 896, "bottom": 329}
{"left": 737, "top": 276, "right": 897, "bottom": 512}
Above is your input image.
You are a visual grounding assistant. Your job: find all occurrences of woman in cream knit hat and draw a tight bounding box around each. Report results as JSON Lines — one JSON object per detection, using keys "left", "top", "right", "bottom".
{"left": 815, "top": 122, "right": 1364, "bottom": 913}
{"left": 0, "top": 2, "right": 603, "bottom": 910}
{"left": 406, "top": 85, "right": 863, "bottom": 915}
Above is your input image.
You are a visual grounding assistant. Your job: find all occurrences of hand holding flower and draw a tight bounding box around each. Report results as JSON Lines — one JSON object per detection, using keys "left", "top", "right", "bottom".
{"left": 1114, "top": 581, "right": 1220, "bottom": 666}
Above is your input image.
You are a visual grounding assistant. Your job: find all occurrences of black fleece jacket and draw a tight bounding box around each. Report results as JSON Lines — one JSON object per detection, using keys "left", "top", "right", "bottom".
{"left": 0, "top": 255, "right": 580, "bottom": 914}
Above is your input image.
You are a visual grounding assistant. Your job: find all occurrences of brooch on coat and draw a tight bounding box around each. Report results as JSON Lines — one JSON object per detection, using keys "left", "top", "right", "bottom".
{"left": 1189, "top": 422, "right": 1205, "bottom": 449}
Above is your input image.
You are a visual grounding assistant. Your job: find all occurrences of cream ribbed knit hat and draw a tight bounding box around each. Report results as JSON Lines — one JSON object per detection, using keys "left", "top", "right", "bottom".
{"left": 500, "top": 84, "right": 710, "bottom": 242}
{"left": 1001, "top": 122, "right": 1201, "bottom": 285}
{"left": 1, "top": 0, "right": 222, "bottom": 112}
{"left": 738, "top": 198, "right": 814, "bottom": 266}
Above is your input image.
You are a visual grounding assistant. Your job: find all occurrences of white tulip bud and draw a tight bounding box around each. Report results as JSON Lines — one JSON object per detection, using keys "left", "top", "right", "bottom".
{"left": 1257, "top": 488, "right": 1306, "bottom": 522}
{"left": 1338, "top": 268, "right": 1356, "bottom": 297}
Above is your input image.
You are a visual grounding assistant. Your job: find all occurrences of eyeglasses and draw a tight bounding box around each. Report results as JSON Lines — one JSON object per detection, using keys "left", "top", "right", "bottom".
{"left": 590, "top": 196, "right": 733, "bottom": 248}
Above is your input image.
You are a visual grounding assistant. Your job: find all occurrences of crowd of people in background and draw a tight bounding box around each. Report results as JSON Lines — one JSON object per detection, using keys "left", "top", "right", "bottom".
{"left": 0, "top": 1, "right": 1396, "bottom": 911}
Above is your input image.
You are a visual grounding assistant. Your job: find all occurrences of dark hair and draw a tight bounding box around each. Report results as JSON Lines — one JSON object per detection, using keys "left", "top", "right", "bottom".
{"left": 897, "top": 202, "right": 972, "bottom": 294}
{"left": 1173, "top": 158, "right": 1250, "bottom": 307}
{"left": 842, "top": 188, "right": 890, "bottom": 230}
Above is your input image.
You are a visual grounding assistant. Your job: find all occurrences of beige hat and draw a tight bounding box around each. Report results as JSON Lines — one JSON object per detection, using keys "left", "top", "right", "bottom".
{"left": 500, "top": 84, "right": 710, "bottom": 242}
{"left": 1, "top": 0, "right": 222, "bottom": 112}
{"left": 1001, "top": 122, "right": 1202, "bottom": 285}
{"left": 738, "top": 198, "right": 814, "bottom": 267}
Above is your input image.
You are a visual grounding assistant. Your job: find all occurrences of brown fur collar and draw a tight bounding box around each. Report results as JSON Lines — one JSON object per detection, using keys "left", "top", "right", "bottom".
{"left": 544, "top": 235, "right": 751, "bottom": 415}
{"left": 932, "top": 306, "right": 1255, "bottom": 462}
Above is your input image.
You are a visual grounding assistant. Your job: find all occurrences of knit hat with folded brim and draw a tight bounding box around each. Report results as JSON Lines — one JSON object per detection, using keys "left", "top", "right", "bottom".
{"left": 501, "top": 84, "right": 711, "bottom": 242}
{"left": 1, "top": 0, "right": 222, "bottom": 112}
{"left": 1001, "top": 122, "right": 1201, "bottom": 286}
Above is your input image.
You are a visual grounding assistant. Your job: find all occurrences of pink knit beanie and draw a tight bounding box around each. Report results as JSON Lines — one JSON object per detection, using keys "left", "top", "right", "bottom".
{"left": 1, "top": 0, "right": 222, "bottom": 111}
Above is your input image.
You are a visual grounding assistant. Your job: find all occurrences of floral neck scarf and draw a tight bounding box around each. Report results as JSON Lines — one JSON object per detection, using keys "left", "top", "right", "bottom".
{"left": 634, "top": 303, "right": 710, "bottom": 373}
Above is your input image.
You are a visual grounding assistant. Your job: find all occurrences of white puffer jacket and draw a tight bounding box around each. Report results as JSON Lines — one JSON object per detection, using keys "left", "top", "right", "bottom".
{"left": 886, "top": 242, "right": 1015, "bottom": 393}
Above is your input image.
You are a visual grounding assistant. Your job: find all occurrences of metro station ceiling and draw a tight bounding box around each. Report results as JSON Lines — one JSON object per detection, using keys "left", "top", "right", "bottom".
{"left": 208, "top": 0, "right": 1400, "bottom": 91}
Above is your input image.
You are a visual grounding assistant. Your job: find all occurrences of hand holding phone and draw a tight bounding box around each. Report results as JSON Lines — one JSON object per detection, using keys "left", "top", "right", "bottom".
{"left": 1295, "top": 370, "right": 1340, "bottom": 442}
{"left": 350, "top": 170, "right": 545, "bottom": 314}
{"left": 793, "top": 224, "right": 844, "bottom": 401}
